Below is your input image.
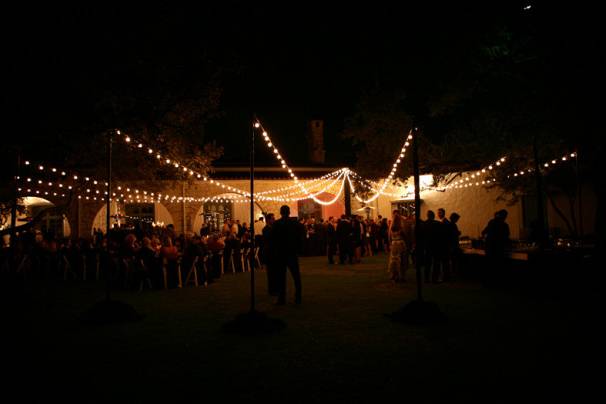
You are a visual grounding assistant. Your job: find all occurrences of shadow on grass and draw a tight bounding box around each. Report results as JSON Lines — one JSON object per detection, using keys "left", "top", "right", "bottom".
{"left": 79, "top": 299, "right": 144, "bottom": 325}
{"left": 222, "top": 310, "right": 286, "bottom": 335}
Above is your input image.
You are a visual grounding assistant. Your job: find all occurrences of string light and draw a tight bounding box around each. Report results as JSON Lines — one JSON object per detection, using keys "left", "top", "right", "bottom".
{"left": 443, "top": 151, "right": 577, "bottom": 191}
{"left": 23, "top": 130, "right": 576, "bottom": 207}
{"left": 118, "top": 130, "right": 256, "bottom": 198}
{"left": 445, "top": 156, "right": 508, "bottom": 190}
{"left": 254, "top": 119, "right": 363, "bottom": 204}
{"left": 353, "top": 131, "right": 414, "bottom": 203}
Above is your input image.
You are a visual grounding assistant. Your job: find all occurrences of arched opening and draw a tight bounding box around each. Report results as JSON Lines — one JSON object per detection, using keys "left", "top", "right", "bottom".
{"left": 192, "top": 193, "right": 263, "bottom": 234}
{"left": 7, "top": 196, "right": 72, "bottom": 238}
{"left": 91, "top": 202, "right": 174, "bottom": 235}
{"left": 296, "top": 192, "right": 345, "bottom": 220}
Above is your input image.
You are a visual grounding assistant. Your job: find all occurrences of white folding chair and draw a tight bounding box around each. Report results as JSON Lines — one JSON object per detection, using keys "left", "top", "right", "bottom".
{"left": 183, "top": 256, "right": 199, "bottom": 287}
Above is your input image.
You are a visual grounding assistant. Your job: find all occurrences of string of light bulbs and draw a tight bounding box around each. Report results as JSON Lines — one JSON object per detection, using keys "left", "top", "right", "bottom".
{"left": 444, "top": 156, "right": 507, "bottom": 189}
{"left": 253, "top": 168, "right": 344, "bottom": 196}
{"left": 351, "top": 131, "right": 414, "bottom": 204}
{"left": 121, "top": 129, "right": 345, "bottom": 202}
{"left": 347, "top": 170, "right": 403, "bottom": 198}
{"left": 254, "top": 120, "right": 328, "bottom": 204}
{"left": 119, "top": 130, "right": 256, "bottom": 198}
{"left": 18, "top": 161, "right": 211, "bottom": 203}
{"left": 254, "top": 120, "right": 358, "bottom": 205}
{"left": 442, "top": 151, "right": 577, "bottom": 190}
{"left": 19, "top": 158, "right": 339, "bottom": 204}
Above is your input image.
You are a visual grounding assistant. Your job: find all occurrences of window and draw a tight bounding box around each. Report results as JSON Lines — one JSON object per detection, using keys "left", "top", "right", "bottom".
{"left": 203, "top": 201, "right": 233, "bottom": 232}
{"left": 124, "top": 203, "right": 155, "bottom": 226}
{"left": 390, "top": 200, "right": 419, "bottom": 217}
{"left": 297, "top": 199, "right": 322, "bottom": 220}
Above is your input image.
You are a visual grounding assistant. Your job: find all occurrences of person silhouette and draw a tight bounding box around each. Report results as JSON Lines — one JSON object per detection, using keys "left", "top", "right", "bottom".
{"left": 270, "top": 205, "right": 305, "bottom": 304}
{"left": 482, "top": 209, "right": 510, "bottom": 285}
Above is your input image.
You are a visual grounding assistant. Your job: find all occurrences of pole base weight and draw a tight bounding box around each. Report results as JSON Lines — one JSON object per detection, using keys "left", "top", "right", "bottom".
{"left": 80, "top": 300, "right": 143, "bottom": 325}
{"left": 223, "top": 310, "right": 285, "bottom": 335}
{"left": 387, "top": 300, "right": 447, "bottom": 325}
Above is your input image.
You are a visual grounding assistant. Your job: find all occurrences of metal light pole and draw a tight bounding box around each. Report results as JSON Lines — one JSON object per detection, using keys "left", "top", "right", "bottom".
{"left": 389, "top": 127, "right": 445, "bottom": 324}
{"left": 250, "top": 120, "right": 257, "bottom": 313}
{"left": 344, "top": 177, "right": 352, "bottom": 217}
{"left": 575, "top": 149, "right": 583, "bottom": 238}
{"left": 412, "top": 129, "right": 423, "bottom": 302}
{"left": 533, "top": 137, "right": 547, "bottom": 249}
{"left": 222, "top": 118, "right": 285, "bottom": 334}
{"left": 105, "top": 130, "right": 113, "bottom": 302}
{"left": 10, "top": 150, "right": 20, "bottom": 247}
{"left": 80, "top": 129, "right": 139, "bottom": 324}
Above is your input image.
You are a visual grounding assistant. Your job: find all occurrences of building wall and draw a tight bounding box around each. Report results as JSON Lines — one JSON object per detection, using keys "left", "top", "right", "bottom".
{"left": 35, "top": 177, "right": 577, "bottom": 242}
{"left": 374, "top": 184, "right": 523, "bottom": 240}
{"left": 418, "top": 187, "right": 522, "bottom": 240}
{"left": 546, "top": 184, "right": 597, "bottom": 238}
{"left": 75, "top": 179, "right": 328, "bottom": 237}
{"left": 307, "top": 120, "right": 326, "bottom": 164}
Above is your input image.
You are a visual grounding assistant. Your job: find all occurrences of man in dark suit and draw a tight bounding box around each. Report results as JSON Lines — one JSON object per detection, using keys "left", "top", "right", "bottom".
{"left": 336, "top": 215, "right": 353, "bottom": 264}
{"left": 270, "top": 205, "right": 305, "bottom": 305}
{"left": 262, "top": 213, "right": 279, "bottom": 296}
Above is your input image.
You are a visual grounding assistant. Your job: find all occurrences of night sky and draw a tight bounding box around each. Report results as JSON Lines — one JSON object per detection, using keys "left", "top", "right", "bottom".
{"left": 3, "top": 2, "right": 597, "bottom": 172}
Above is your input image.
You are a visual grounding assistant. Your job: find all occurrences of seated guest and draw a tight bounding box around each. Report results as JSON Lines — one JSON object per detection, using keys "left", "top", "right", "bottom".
{"left": 207, "top": 234, "right": 225, "bottom": 280}
{"left": 161, "top": 237, "right": 179, "bottom": 288}
{"left": 139, "top": 237, "right": 162, "bottom": 289}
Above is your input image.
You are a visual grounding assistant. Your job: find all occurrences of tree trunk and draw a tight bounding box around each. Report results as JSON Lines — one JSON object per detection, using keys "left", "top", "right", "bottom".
{"left": 546, "top": 191, "right": 576, "bottom": 237}
{"left": 567, "top": 193, "right": 578, "bottom": 238}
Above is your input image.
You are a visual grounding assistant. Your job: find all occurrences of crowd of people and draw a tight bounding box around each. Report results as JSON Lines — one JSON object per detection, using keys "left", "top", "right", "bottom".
{"left": 1, "top": 205, "right": 511, "bottom": 298}
{"left": 0, "top": 208, "right": 306, "bottom": 303}
{"left": 1, "top": 221, "right": 259, "bottom": 290}
{"left": 386, "top": 207, "right": 511, "bottom": 285}
{"left": 386, "top": 208, "right": 462, "bottom": 284}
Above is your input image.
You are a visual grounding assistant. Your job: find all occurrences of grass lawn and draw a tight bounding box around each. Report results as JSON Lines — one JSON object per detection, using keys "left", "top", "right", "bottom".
{"left": 6, "top": 255, "right": 600, "bottom": 403}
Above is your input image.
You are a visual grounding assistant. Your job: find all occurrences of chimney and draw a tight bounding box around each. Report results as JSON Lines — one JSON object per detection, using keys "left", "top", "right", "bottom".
{"left": 307, "top": 119, "right": 326, "bottom": 164}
